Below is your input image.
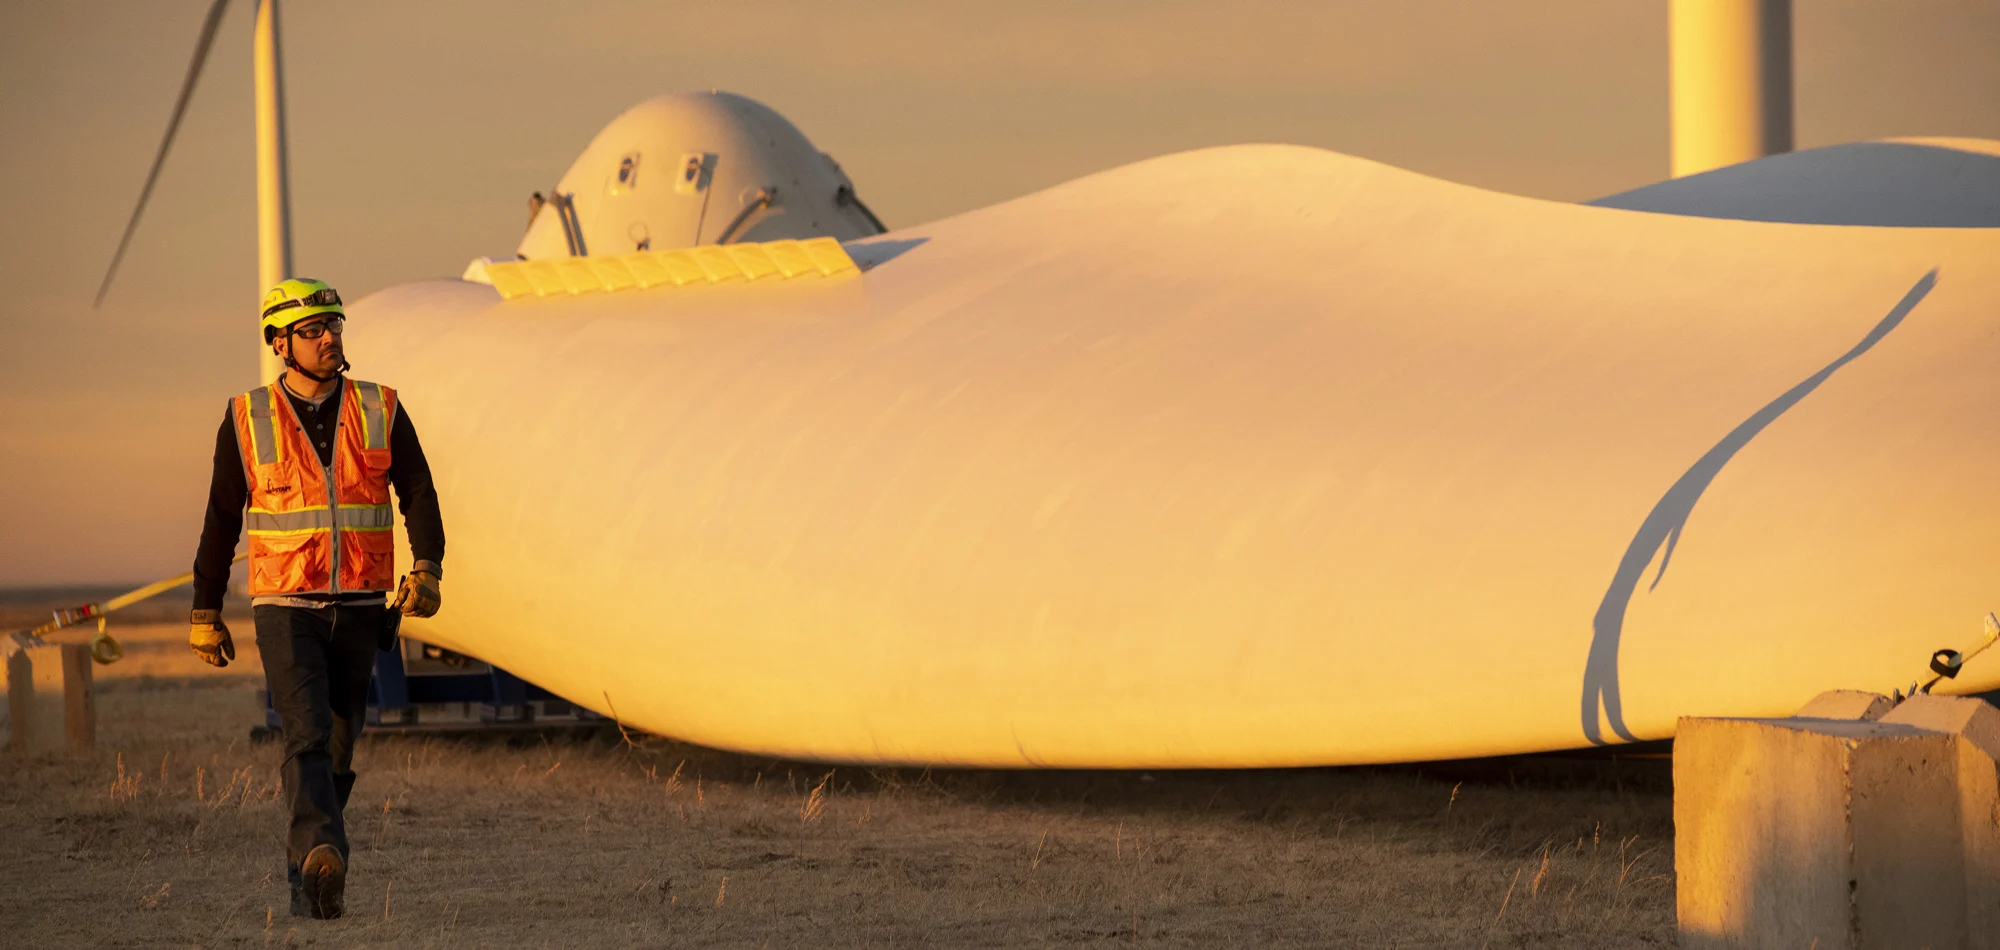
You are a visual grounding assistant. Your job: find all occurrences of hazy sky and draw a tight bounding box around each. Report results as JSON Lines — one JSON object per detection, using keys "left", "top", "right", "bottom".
{"left": 2, "top": 0, "right": 1996, "bottom": 586}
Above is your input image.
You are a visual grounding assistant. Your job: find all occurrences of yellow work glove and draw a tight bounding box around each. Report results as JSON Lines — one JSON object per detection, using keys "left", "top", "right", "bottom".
{"left": 391, "top": 562, "right": 442, "bottom": 618}
{"left": 189, "top": 609, "right": 235, "bottom": 668}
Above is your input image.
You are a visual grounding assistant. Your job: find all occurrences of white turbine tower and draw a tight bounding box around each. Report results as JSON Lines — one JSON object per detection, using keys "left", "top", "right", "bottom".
{"left": 1670, "top": 0, "right": 1794, "bottom": 177}
{"left": 252, "top": 0, "right": 293, "bottom": 385}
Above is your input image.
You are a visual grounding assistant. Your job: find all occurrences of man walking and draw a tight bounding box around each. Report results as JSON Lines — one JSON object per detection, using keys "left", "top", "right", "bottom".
{"left": 187, "top": 278, "right": 445, "bottom": 919}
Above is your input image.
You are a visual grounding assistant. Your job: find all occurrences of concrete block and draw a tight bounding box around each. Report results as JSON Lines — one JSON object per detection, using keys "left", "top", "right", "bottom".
{"left": 1795, "top": 689, "right": 1894, "bottom": 721}
{"left": 1880, "top": 695, "right": 2000, "bottom": 940}
{"left": 60, "top": 643, "right": 94, "bottom": 755}
{"left": 6, "top": 649, "right": 29, "bottom": 760}
{"left": 1676, "top": 713, "right": 1994, "bottom": 950}
{"left": 4, "top": 645, "right": 67, "bottom": 758}
{"left": 1882, "top": 694, "right": 2000, "bottom": 761}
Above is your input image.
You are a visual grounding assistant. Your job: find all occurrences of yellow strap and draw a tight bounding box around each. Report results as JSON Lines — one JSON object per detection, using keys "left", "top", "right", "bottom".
{"left": 8, "top": 553, "right": 248, "bottom": 657}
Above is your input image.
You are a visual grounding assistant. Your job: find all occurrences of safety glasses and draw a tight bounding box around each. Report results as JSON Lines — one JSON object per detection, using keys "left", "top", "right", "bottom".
{"left": 287, "top": 316, "right": 345, "bottom": 340}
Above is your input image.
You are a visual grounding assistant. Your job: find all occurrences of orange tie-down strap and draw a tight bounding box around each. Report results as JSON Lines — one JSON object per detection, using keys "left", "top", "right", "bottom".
{"left": 483, "top": 237, "right": 859, "bottom": 301}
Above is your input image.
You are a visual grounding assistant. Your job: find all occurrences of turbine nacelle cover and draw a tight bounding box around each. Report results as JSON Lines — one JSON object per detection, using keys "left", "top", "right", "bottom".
{"left": 517, "top": 91, "right": 885, "bottom": 260}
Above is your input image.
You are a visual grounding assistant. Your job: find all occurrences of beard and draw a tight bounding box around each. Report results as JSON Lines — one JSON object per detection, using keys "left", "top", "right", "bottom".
{"left": 293, "top": 344, "right": 346, "bottom": 376}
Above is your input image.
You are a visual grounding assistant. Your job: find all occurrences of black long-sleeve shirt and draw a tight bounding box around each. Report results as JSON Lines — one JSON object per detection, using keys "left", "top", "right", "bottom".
{"left": 192, "top": 379, "right": 445, "bottom": 610}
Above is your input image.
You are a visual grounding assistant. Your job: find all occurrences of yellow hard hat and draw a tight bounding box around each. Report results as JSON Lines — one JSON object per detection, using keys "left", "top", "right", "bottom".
{"left": 260, "top": 278, "right": 344, "bottom": 342}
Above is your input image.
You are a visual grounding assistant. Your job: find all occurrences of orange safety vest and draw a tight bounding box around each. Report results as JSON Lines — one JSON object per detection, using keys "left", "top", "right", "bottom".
{"left": 231, "top": 378, "right": 399, "bottom": 597}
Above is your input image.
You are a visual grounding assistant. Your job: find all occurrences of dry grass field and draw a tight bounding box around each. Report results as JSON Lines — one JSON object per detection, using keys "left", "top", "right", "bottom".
{"left": 3, "top": 594, "right": 1676, "bottom": 948}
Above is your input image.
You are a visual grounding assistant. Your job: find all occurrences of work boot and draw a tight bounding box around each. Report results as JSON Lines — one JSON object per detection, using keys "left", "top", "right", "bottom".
{"left": 294, "top": 844, "right": 346, "bottom": 919}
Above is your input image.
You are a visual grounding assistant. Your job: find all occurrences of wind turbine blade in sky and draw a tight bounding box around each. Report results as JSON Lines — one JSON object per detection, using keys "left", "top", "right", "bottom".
{"left": 93, "top": 0, "right": 232, "bottom": 309}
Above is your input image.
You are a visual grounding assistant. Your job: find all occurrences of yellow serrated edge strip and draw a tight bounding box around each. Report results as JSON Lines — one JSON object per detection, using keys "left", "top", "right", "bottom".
{"left": 485, "top": 237, "right": 860, "bottom": 300}
{"left": 556, "top": 258, "right": 600, "bottom": 294}
{"left": 522, "top": 260, "right": 567, "bottom": 296}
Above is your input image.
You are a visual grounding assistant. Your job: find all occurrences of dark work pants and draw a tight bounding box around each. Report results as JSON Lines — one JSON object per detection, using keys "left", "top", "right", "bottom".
{"left": 254, "top": 603, "right": 389, "bottom": 882}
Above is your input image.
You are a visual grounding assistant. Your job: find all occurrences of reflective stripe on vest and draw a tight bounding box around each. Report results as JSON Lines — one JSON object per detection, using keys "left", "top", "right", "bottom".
{"left": 246, "top": 506, "right": 330, "bottom": 536}
{"left": 354, "top": 380, "right": 389, "bottom": 451}
{"left": 246, "top": 387, "right": 280, "bottom": 466}
{"left": 337, "top": 504, "right": 393, "bottom": 531}
{"left": 244, "top": 506, "right": 389, "bottom": 536}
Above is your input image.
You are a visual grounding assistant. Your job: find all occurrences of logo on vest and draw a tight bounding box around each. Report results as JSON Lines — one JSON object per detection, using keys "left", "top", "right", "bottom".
{"left": 261, "top": 478, "right": 295, "bottom": 494}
